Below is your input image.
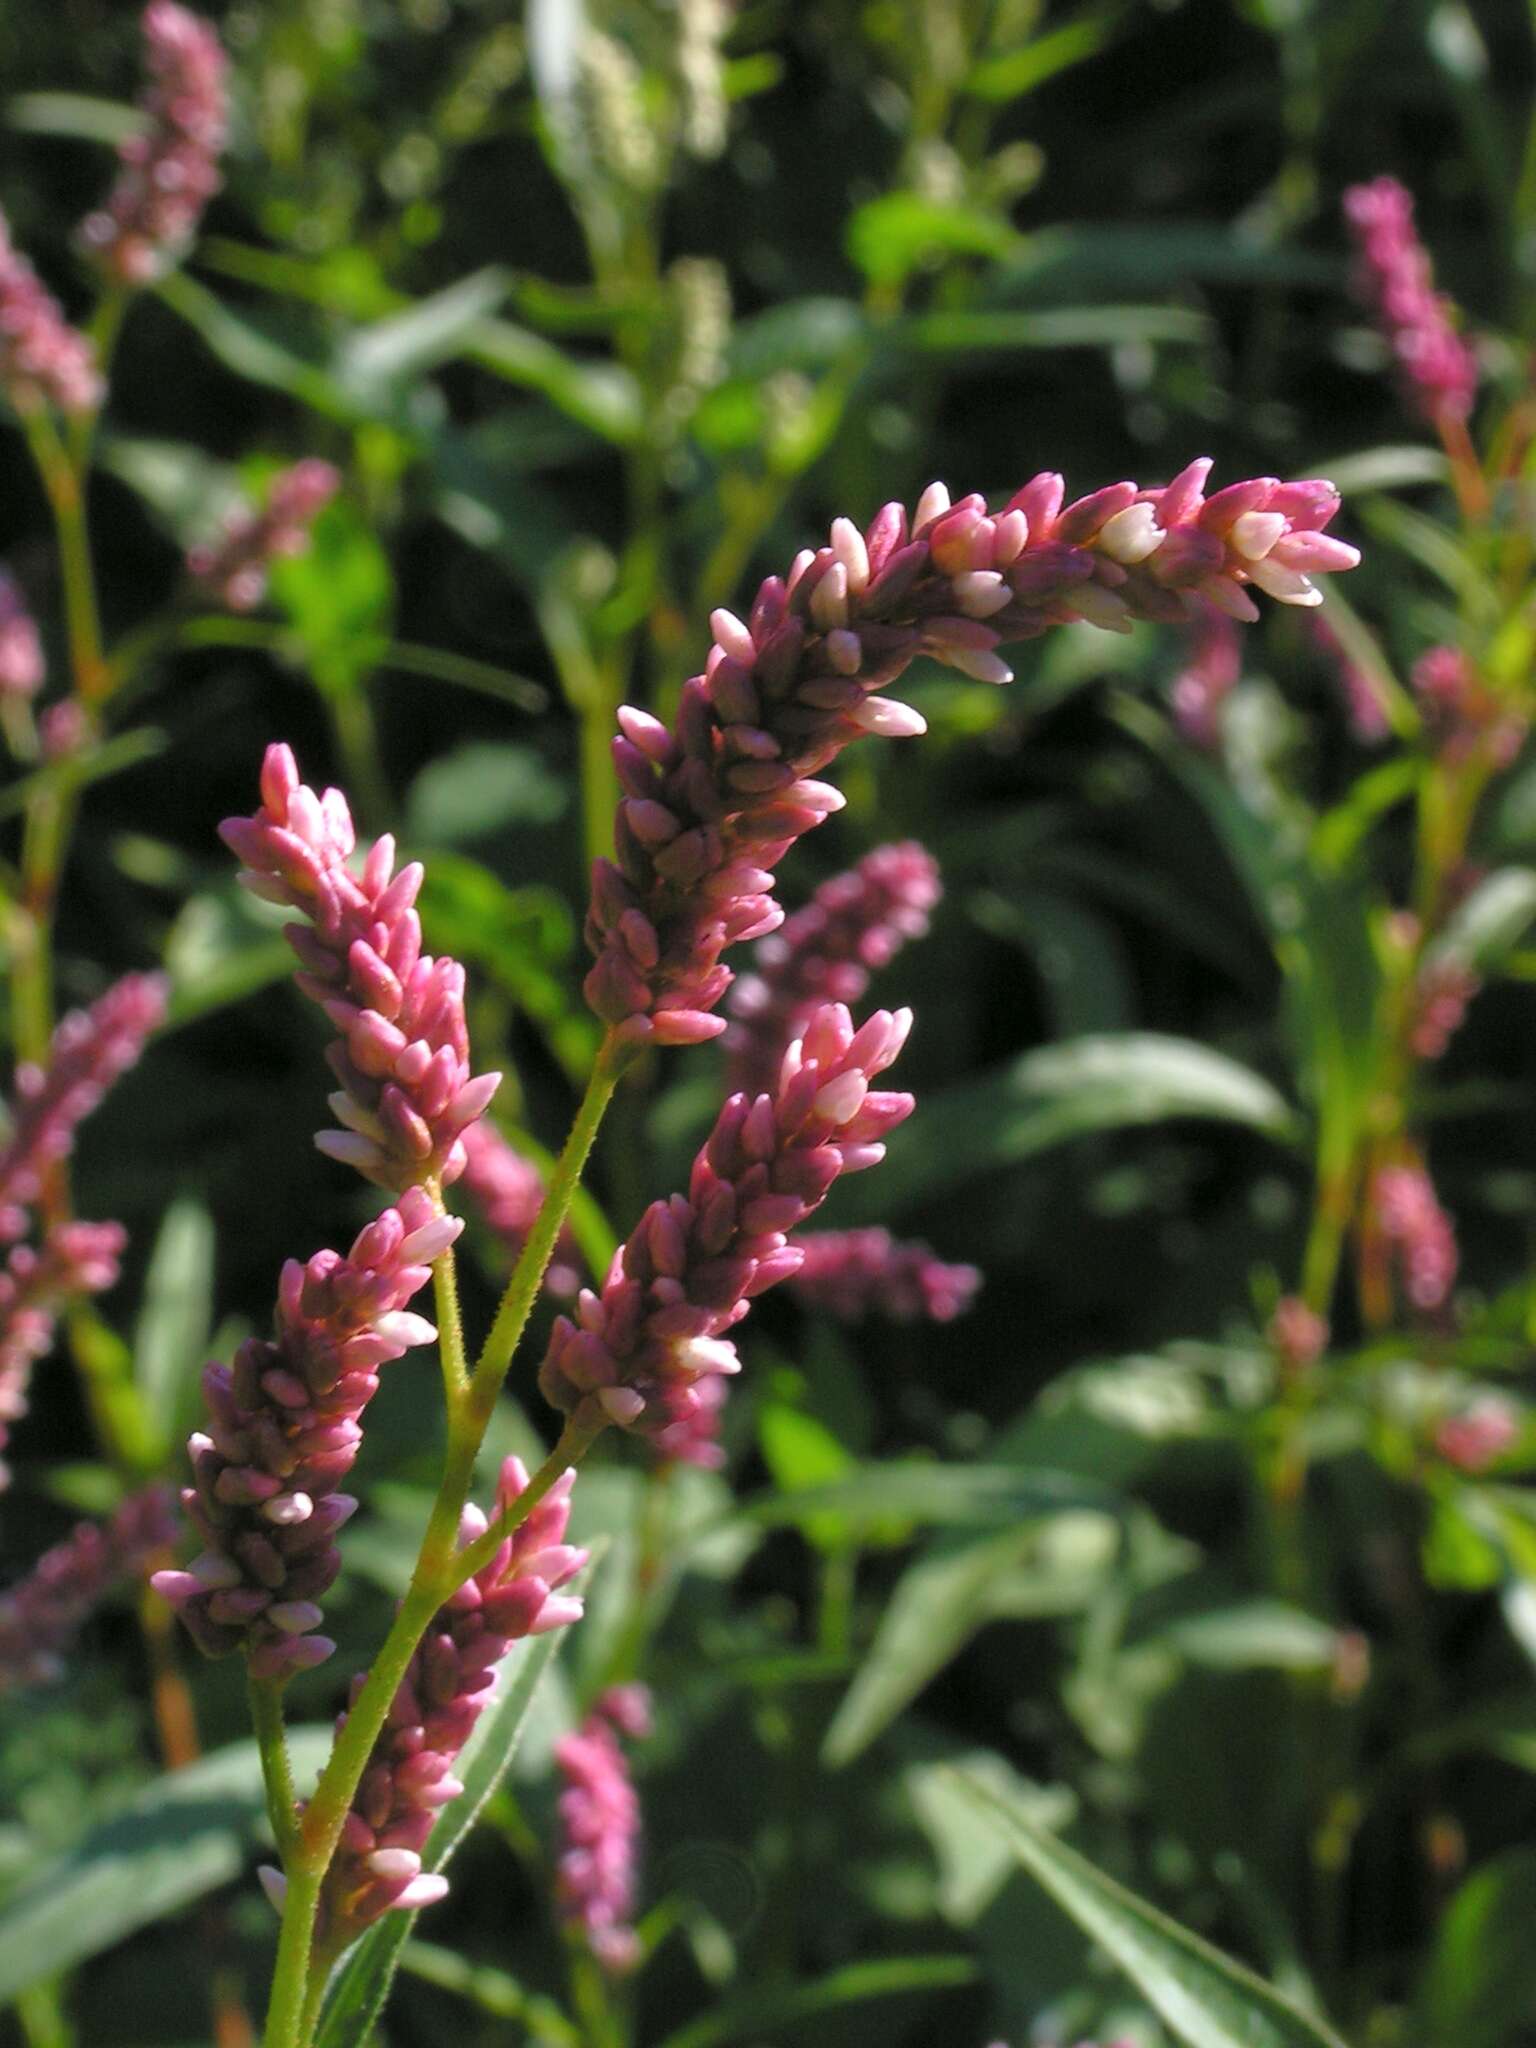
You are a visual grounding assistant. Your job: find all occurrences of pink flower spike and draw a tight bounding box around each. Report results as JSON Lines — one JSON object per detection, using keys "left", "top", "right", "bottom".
{"left": 0, "top": 1486, "right": 176, "bottom": 1690}
{"left": 542, "top": 1002, "right": 914, "bottom": 1443}
{"left": 221, "top": 745, "right": 496, "bottom": 1191}
{"left": 189, "top": 461, "right": 339, "bottom": 612}
{"left": 0, "top": 571, "right": 43, "bottom": 699}
{"left": 1343, "top": 176, "right": 1478, "bottom": 426}
{"left": 314, "top": 1456, "right": 587, "bottom": 1947}
{"left": 582, "top": 469, "right": 1358, "bottom": 1046}
{"left": 555, "top": 1686, "right": 650, "bottom": 1973}
{"left": 0, "top": 210, "right": 101, "bottom": 417}
{"left": 787, "top": 1228, "right": 981, "bottom": 1324}
{"left": 78, "top": 3, "right": 227, "bottom": 286}
{"left": 158, "top": 1191, "right": 459, "bottom": 1677}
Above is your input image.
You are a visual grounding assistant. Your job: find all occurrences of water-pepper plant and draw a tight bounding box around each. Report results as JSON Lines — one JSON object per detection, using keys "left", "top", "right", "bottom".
{"left": 2, "top": 5, "right": 1536, "bottom": 2048}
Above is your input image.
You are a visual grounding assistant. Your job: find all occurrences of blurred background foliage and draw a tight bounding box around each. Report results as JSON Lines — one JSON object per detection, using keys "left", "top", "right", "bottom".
{"left": 4, "top": 1, "right": 1536, "bottom": 2045}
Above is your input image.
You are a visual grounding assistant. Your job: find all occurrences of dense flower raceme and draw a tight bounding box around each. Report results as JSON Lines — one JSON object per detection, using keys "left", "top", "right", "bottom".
{"left": 0, "top": 1221, "right": 127, "bottom": 1485}
{"left": 786, "top": 1226, "right": 981, "bottom": 1325}
{"left": 1169, "top": 609, "right": 1242, "bottom": 751}
{"left": 78, "top": 2, "right": 227, "bottom": 286}
{"left": 0, "top": 1484, "right": 176, "bottom": 1690}
{"left": 585, "top": 464, "right": 1359, "bottom": 1046}
{"left": 555, "top": 1684, "right": 651, "bottom": 1973}
{"left": 220, "top": 744, "right": 499, "bottom": 1192}
{"left": 1409, "top": 955, "right": 1479, "bottom": 1062}
{"left": 152, "top": 1191, "right": 459, "bottom": 1680}
{"left": 1343, "top": 177, "right": 1478, "bottom": 426}
{"left": 725, "top": 840, "right": 939, "bottom": 1098}
{"left": 0, "top": 569, "right": 42, "bottom": 700}
{"left": 0, "top": 209, "right": 101, "bottom": 418}
{"left": 1268, "top": 1294, "right": 1329, "bottom": 1374}
{"left": 260, "top": 1458, "right": 586, "bottom": 1942}
{"left": 1410, "top": 644, "right": 1526, "bottom": 768}
{"left": 0, "top": 975, "right": 164, "bottom": 1260}
{"left": 540, "top": 1002, "right": 914, "bottom": 1441}
{"left": 189, "top": 459, "right": 340, "bottom": 612}
{"left": 458, "top": 1119, "right": 581, "bottom": 1298}
{"left": 1375, "top": 1162, "right": 1459, "bottom": 1314}
{"left": 0, "top": 973, "right": 167, "bottom": 1242}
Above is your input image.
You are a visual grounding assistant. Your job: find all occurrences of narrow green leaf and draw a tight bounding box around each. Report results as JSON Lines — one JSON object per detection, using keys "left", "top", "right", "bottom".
{"left": 955, "top": 1772, "right": 1349, "bottom": 2048}
{"left": 846, "top": 194, "right": 1020, "bottom": 288}
{"left": 964, "top": 11, "right": 1120, "bottom": 100}
{"left": 732, "top": 1462, "right": 1114, "bottom": 1537}
{"left": 315, "top": 1615, "right": 573, "bottom": 2047}
{"left": 839, "top": 1033, "right": 1298, "bottom": 1217}
{"left": 904, "top": 305, "right": 1210, "bottom": 351}
{"left": 5, "top": 92, "right": 145, "bottom": 144}
{"left": 1428, "top": 867, "right": 1536, "bottom": 975}
{"left": 132, "top": 1195, "right": 215, "bottom": 1454}
{"left": 336, "top": 268, "right": 510, "bottom": 404}
{"left": 1414, "top": 1847, "right": 1536, "bottom": 2048}
{"left": 654, "top": 1955, "right": 977, "bottom": 2048}
{"left": 0, "top": 1732, "right": 330, "bottom": 1998}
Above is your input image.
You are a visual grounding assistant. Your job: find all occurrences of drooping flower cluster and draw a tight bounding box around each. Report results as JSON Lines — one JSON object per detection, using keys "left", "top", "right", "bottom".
{"left": 1435, "top": 1396, "right": 1519, "bottom": 1474}
{"left": 220, "top": 744, "right": 499, "bottom": 1191}
{"left": 0, "top": 1222, "right": 127, "bottom": 1484}
{"left": 0, "top": 1484, "right": 176, "bottom": 1690}
{"left": 1168, "top": 609, "right": 1242, "bottom": 750}
{"left": 78, "top": 2, "right": 227, "bottom": 286}
{"left": 1311, "top": 613, "right": 1389, "bottom": 744}
{"left": 726, "top": 841, "right": 940, "bottom": 1098}
{"left": 0, "top": 570, "right": 43, "bottom": 700}
{"left": 554, "top": 1684, "right": 650, "bottom": 1973}
{"left": 0, "top": 210, "right": 101, "bottom": 418}
{"left": 786, "top": 1226, "right": 980, "bottom": 1325}
{"left": 1374, "top": 1162, "right": 1458, "bottom": 1313}
{"left": 0, "top": 973, "right": 166, "bottom": 1241}
{"left": 586, "top": 464, "right": 1358, "bottom": 1046}
{"left": 189, "top": 460, "right": 340, "bottom": 612}
{"left": 541, "top": 1003, "right": 913, "bottom": 1440}
{"left": 1409, "top": 644, "right": 1524, "bottom": 769}
{"left": 1343, "top": 177, "right": 1478, "bottom": 426}
{"left": 268, "top": 1458, "right": 585, "bottom": 1945}
{"left": 458, "top": 1120, "right": 581, "bottom": 1298}
{"left": 152, "top": 1191, "right": 459, "bottom": 1679}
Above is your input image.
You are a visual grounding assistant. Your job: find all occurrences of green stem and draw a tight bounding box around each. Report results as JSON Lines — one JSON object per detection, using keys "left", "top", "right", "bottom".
{"left": 472, "top": 1038, "right": 626, "bottom": 1408}
{"left": 249, "top": 1674, "right": 300, "bottom": 1859}
{"left": 262, "top": 1860, "right": 325, "bottom": 2048}
{"left": 432, "top": 1232, "right": 470, "bottom": 1406}
{"left": 326, "top": 687, "right": 392, "bottom": 829}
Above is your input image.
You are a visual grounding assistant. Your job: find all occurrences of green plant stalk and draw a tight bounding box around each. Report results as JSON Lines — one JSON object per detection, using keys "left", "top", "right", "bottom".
{"left": 262, "top": 1052, "right": 625, "bottom": 2045}
{"left": 250, "top": 1674, "right": 301, "bottom": 1859}
{"left": 471, "top": 1038, "right": 626, "bottom": 1407}
{"left": 432, "top": 1223, "right": 470, "bottom": 1404}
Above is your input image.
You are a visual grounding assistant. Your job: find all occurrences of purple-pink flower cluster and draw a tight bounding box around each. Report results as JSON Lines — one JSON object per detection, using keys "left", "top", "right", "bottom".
{"left": 220, "top": 744, "right": 499, "bottom": 1191}
{"left": 0, "top": 1222, "right": 127, "bottom": 1485}
{"left": 1169, "top": 609, "right": 1242, "bottom": 751}
{"left": 271, "top": 1457, "right": 585, "bottom": 1944}
{"left": 726, "top": 840, "right": 939, "bottom": 1098}
{"left": 1435, "top": 1397, "right": 1519, "bottom": 1474}
{"left": 540, "top": 1003, "right": 913, "bottom": 1441}
{"left": 586, "top": 464, "right": 1358, "bottom": 1047}
{"left": 1374, "top": 1162, "right": 1458, "bottom": 1313}
{"left": 0, "top": 570, "right": 43, "bottom": 700}
{"left": 79, "top": 2, "right": 227, "bottom": 286}
{"left": 190, "top": 460, "right": 340, "bottom": 612}
{"left": 1343, "top": 177, "right": 1478, "bottom": 426}
{"left": 1409, "top": 956, "right": 1479, "bottom": 1062}
{"left": 458, "top": 1120, "right": 581, "bottom": 1298}
{"left": 554, "top": 1684, "right": 650, "bottom": 1973}
{"left": 0, "top": 1484, "right": 176, "bottom": 1690}
{"left": 1268, "top": 1294, "right": 1328, "bottom": 1374}
{"left": 787, "top": 1227, "right": 980, "bottom": 1325}
{"left": 1311, "top": 613, "right": 1390, "bottom": 744}
{"left": 153, "top": 1190, "right": 459, "bottom": 1680}
{"left": 0, "top": 974, "right": 166, "bottom": 1241}
{"left": 0, "top": 209, "right": 101, "bottom": 418}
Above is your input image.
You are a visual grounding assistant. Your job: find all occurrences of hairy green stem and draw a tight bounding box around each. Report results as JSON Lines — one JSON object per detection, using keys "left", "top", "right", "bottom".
{"left": 249, "top": 1674, "right": 301, "bottom": 1859}
{"left": 432, "top": 1232, "right": 470, "bottom": 1406}
{"left": 472, "top": 1038, "right": 626, "bottom": 1407}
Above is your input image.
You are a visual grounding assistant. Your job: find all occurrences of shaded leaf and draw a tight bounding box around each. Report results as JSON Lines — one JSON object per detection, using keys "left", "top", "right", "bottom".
{"left": 957, "top": 1773, "right": 1349, "bottom": 2048}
